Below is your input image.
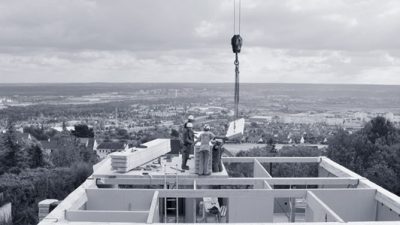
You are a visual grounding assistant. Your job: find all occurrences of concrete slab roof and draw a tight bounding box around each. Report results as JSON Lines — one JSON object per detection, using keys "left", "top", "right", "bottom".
{"left": 38, "top": 156, "right": 400, "bottom": 225}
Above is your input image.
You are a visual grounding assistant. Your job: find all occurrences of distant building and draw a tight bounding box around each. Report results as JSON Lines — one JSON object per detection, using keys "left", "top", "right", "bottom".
{"left": 77, "top": 137, "right": 95, "bottom": 150}
{"left": 94, "top": 142, "right": 128, "bottom": 159}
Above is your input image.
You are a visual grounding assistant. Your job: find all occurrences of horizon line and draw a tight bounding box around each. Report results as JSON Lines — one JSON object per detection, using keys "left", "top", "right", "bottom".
{"left": 0, "top": 81, "right": 399, "bottom": 86}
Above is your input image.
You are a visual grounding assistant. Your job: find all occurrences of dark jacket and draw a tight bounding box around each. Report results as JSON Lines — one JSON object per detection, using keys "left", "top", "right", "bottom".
{"left": 183, "top": 128, "right": 194, "bottom": 146}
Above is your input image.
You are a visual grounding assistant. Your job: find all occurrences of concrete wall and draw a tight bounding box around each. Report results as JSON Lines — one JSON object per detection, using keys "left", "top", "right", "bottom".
{"left": 229, "top": 193, "right": 273, "bottom": 222}
{"left": 305, "top": 192, "right": 343, "bottom": 222}
{"left": 376, "top": 201, "right": 400, "bottom": 221}
{"left": 184, "top": 198, "right": 196, "bottom": 223}
{"left": 254, "top": 160, "right": 271, "bottom": 178}
{"left": 153, "top": 201, "right": 160, "bottom": 223}
{"left": 274, "top": 198, "right": 290, "bottom": 214}
{"left": 66, "top": 210, "right": 149, "bottom": 222}
{"left": 317, "top": 167, "right": 348, "bottom": 188}
{"left": 0, "top": 203, "right": 11, "bottom": 223}
{"left": 318, "top": 166, "right": 335, "bottom": 177}
{"left": 86, "top": 189, "right": 154, "bottom": 211}
{"left": 311, "top": 189, "right": 377, "bottom": 222}
{"left": 253, "top": 160, "right": 272, "bottom": 189}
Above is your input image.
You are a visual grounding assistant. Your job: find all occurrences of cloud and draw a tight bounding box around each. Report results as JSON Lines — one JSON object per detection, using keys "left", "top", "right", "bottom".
{"left": 0, "top": 0, "right": 399, "bottom": 84}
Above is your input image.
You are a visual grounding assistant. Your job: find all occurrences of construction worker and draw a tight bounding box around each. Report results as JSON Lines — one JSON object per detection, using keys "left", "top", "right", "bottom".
{"left": 212, "top": 139, "right": 224, "bottom": 173}
{"left": 197, "top": 124, "right": 215, "bottom": 175}
{"left": 181, "top": 115, "right": 195, "bottom": 155}
{"left": 184, "top": 115, "right": 195, "bottom": 128}
{"left": 181, "top": 122, "right": 194, "bottom": 170}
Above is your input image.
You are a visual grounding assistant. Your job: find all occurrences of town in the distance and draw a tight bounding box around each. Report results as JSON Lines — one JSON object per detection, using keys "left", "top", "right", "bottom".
{"left": 0, "top": 83, "right": 399, "bottom": 157}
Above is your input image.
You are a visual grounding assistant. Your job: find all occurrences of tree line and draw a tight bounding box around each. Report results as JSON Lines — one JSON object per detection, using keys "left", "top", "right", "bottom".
{"left": 0, "top": 121, "right": 98, "bottom": 225}
{"left": 327, "top": 116, "right": 400, "bottom": 195}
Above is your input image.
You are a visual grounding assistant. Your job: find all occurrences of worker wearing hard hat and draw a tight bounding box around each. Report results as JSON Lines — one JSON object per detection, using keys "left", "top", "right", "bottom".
{"left": 181, "top": 122, "right": 194, "bottom": 170}
{"left": 184, "top": 115, "right": 195, "bottom": 128}
{"left": 197, "top": 124, "right": 215, "bottom": 175}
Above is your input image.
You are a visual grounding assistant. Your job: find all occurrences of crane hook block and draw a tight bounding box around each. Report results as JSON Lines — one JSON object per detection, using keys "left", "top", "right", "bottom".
{"left": 231, "top": 34, "right": 243, "bottom": 53}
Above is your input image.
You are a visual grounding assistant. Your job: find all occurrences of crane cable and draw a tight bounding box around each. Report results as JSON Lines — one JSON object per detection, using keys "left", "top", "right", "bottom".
{"left": 231, "top": 0, "right": 243, "bottom": 122}
{"left": 233, "top": 0, "right": 241, "bottom": 35}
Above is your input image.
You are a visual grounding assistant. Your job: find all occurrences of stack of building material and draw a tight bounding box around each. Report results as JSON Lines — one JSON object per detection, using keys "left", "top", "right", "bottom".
{"left": 226, "top": 118, "right": 245, "bottom": 139}
{"left": 38, "top": 199, "right": 59, "bottom": 221}
{"left": 110, "top": 138, "right": 171, "bottom": 173}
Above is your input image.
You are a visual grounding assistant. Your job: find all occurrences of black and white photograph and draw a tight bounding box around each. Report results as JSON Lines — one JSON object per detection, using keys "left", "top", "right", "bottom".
{"left": 0, "top": 1, "right": 400, "bottom": 225}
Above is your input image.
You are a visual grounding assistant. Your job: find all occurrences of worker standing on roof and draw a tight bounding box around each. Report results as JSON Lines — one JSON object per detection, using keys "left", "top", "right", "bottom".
{"left": 212, "top": 138, "right": 225, "bottom": 173}
{"left": 197, "top": 124, "right": 215, "bottom": 176}
{"left": 182, "top": 122, "right": 194, "bottom": 170}
{"left": 181, "top": 115, "right": 195, "bottom": 170}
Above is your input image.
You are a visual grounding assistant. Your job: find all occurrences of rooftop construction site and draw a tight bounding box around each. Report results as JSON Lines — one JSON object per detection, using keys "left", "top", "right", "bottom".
{"left": 32, "top": 1, "right": 400, "bottom": 225}
{"left": 37, "top": 136, "right": 400, "bottom": 225}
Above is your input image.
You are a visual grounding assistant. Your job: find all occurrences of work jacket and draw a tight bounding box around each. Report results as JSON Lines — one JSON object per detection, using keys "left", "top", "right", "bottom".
{"left": 183, "top": 128, "right": 194, "bottom": 146}
{"left": 198, "top": 131, "right": 215, "bottom": 152}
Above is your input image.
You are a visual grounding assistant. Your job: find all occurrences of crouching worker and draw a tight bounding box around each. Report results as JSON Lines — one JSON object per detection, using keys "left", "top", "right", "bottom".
{"left": 197, "top": 124, "right": 215, "bottom": 176}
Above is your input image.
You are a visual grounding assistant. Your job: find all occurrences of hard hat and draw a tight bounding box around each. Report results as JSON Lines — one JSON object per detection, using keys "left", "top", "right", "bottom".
{"left": 188, "top": 115, "right": 194, "bottom": 120}
{"left": 204, "top": 124, "right": 210, "bottom": 131}
{"left": 186, "top": 123, "right": 193, "bottom": 128}
{"left": 215, "top": 138, "right": 223, "bottom": 143}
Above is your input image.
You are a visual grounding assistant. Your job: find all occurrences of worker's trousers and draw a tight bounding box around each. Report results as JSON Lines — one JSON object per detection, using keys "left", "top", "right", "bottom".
{"left": 212, "top": 148, "right": 223, "bottom": 172}
{"left": 199, "top": 150, "right": 210, "bottom": 175}
{"left": 182, "top": 144, "right": 192, "bottom": 168}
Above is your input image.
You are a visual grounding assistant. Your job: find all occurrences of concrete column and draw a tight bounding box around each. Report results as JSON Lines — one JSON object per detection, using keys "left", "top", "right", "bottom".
{"left": 290, "top": 197, "right": 296, "bottom": 222}
{"left": 184, "top": 198, "right": 196, "bottom": 223}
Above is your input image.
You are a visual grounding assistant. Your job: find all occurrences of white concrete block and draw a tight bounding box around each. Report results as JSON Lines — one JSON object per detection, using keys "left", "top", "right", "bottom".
{"left": 226, "top": 118, "right": 245, "bottom": 139}
{"left": 109, "top": 139, "right": 171, "bottom": 173}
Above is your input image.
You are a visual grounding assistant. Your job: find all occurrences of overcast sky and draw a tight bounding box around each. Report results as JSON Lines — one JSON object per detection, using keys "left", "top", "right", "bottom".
{"left": 0, "top": 0, "right": 399, "bottom": 84}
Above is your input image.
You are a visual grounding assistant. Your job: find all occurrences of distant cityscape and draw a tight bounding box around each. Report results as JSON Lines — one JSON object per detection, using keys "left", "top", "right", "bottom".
{"left": 0, "top": 83, "right": 399, "bottom": 160}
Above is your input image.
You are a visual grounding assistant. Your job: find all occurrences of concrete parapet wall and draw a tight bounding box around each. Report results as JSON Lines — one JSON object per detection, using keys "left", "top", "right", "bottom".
{"left": 0, "top": 203, "right": 11, "bottom": 223}
{"left": 86, "top": 189, "right": 154, "bottom": 211}
{"left": 306, "top": 191, "right": 344, "bottom": 222}
{"left": 66, "top": 210, "right": 149, "bottom": 223}
{"left": 311, "top": 189, "right": 377, "bottom": 222}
